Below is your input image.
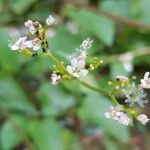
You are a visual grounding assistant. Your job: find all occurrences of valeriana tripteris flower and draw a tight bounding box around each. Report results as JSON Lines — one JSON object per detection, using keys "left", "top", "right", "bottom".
{"left": 9, "top": 37, "right": 28, "bottom": 51}
{"left": 9, "top": 36, "right": 41, "bottom": 52}
{"left": 25, "top": 20, "right": 41, "bottom": 35}
{"left": 140, "top": 72, "right": 150, "bottom": 89}
{"left": 105, "top": 106, "right": 130, "bottom": 126}
{"left": 136, "top": 114, "right": 149, "bottom": 125}
{"left": 122, "top": 83, "right": 148, "bottom": 107}
{"left": 46, "top": 15, "right": 55, "bottom": 26}
{"left": 78, "top": 37, "right": 93, "bottom": 51}
{"left": 67, "top": 38, "right": 93, "bottom": 79}
{"left": 116, "top": 75, "right": 129, "bottom": 83}
{"left": 30, "top": 38, "right": 41, "bottom": 51}
{"left": 51, "top": 73, "right": 61, "bottom": 85}
{"left": 67, "top": 56, "right": 88, "bottom": 79}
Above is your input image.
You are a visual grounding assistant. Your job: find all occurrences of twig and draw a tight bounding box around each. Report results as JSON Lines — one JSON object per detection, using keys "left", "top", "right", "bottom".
{"left": 103, "top": 47, "right": 150, "bottom": 65}
{"left": 63, "top": 0, "right": 150, "bottom": 30}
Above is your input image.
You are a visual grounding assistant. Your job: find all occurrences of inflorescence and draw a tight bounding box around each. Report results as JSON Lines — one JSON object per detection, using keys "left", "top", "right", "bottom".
{"left": 9, "top": 15, "right": 149, "bottom": 126}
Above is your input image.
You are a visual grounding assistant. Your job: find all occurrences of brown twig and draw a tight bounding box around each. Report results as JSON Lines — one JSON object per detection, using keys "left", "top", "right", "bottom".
{"left": 63, "top": 0, "right": 150, "bottom": 30}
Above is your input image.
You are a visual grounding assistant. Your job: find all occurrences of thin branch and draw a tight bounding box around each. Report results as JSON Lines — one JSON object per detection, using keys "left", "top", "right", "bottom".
{"left": 103, "top": 47, "right": 150, "bottom": 65}
{"left": 63, "top": 0, "right": 150, "bottom": 30}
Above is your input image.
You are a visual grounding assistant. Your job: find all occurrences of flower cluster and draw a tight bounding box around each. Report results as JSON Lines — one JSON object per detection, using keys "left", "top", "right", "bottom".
{"left": 9, "top": 15, "right": 55, "bottom": 55}
{"left": 51, "top": 38, "right": 103, "bottom": 85}
{"left": 105, "top": 106, "right": 130, "bottom": 126}
{"left": 105, "top": 72, "right": 150, "bottom": 126}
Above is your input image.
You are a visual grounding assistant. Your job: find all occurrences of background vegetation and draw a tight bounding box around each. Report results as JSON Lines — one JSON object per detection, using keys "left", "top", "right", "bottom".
{"left": 0, "top": 0, "right": 150, "bottom": 150}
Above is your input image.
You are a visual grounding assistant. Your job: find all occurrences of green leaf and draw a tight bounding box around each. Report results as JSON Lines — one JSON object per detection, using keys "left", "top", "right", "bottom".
{"left": 64, "top": 6, "right": 115, "bottom": 46}
{"left": 100, "top": 0, "right": 131, "bottom": 17}
{"left": 139, "top": 0, "right": 150, "bottom": 23}
{"left": 11, "top": 0, "right": 37, "bottom": 15}
{"left": 25, "top": 56, "right": 52, "bottom": 77}
{"left": 0, "top": 120, "right": 21, "bottom": 150}
{"left": 78, "top": 93, "right": 130, "bottom": 143}
{"left": 27, "top": 119, "right": 64, "bottom": 150}
{"left": 0, "top": 77, "right": 35, "bottom": 111}
{"left": 37, "top": 82, "right": 75, "bottom": 116}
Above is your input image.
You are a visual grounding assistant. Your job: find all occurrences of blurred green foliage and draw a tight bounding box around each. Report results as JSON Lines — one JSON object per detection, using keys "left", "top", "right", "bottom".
{"left": 0, "top": 0, "right": 150, "bottom": 150}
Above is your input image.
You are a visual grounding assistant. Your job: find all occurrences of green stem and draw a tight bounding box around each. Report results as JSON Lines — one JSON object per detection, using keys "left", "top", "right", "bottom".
{"left": 79, "top": 81, "right": 108, "bottom": 96}
{"left": 46, "top": 52, "right": 60, "bottom": 65}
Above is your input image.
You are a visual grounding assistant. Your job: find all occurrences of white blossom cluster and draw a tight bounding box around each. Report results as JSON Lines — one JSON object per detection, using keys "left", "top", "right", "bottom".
{"left": 105, "top": 72, "right": 150, "bottom": 126}
{"left": 51, "top": 38, "right": 93, "bottom": 85}
{"left": 105, "top": 106, "right": 130, "bottom": 126}
{"left": 46, "top": 15, "right": 55, "bottom": 26}
{"left": 9, "top": 36, "right": 41, "bottom": 51}
{"left": 122, "top": 83, "right": 148, "bottom": 107}
{"left": 9, "top": 15, "right": 56, "bottom": 52}
{"left": 67, "top": 38, "right": 93, "bottom": 79}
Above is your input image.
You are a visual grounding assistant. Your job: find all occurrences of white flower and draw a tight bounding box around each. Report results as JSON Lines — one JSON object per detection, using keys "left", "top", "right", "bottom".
{"left": 31, "top": 38, "right": 41, "bottom": 51}
{"left": 116, "top": 75, "right": 129, "bottom": 83}
{"left": 79, "top": 38, "right": 93, "bottom": 51}
{"left": 9, "top": 37, "right": 28, "bottom": 51}
{"left": 140, "top": 72, "right": 150, "bottom": 89}
{"left": 136, "top": 114, "right": 149, "bottom": 125}
{"left": 105, "top": 106, "right": 130, "bottom": 126}
{"left": 25, "top": 20, "right": 36, "bottom": 34}
{"left": 51, "top": 73, "right": 61, "bottom": 85}
{"left": 46, "top": 15, "right": 55, "bottom": 26}
{"left": 24, "top": 20, "right": 33, "bottom": 28}
{"left": 122, "top": 83, "right": 148, "bottom": 107}
{"left": 117, "top": 113, "right": 131, "bottom": 126}
{"left": 66, "top": 38, "right": 92, "bottom": 79}
{"left": 67, "top": 56, "right": 88, "bottom": 79}
{"left": 119, "top": 53, "right": 134, "bottom": 72}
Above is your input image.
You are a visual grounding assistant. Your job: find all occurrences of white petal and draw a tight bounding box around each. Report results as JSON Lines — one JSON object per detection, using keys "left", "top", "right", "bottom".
{"left": 144, "top": 72, "right": 150, "bottom": 80}
{"left": 67, "top": 65, "right": 74, "bottom": 74}
{"left": 11, "top": 45, "right": 19, "bottom": 51}
{"left": 79, "top": 69, "right": 88, "bottom": 77}
{"left": 105, "top": 112, "right": 111, "bottom": 119}
{"left": 136, "top": 114, "right": 149, "bottom": 125}
{"left": 71, "top": 57, "right": 78, "bottom": 67}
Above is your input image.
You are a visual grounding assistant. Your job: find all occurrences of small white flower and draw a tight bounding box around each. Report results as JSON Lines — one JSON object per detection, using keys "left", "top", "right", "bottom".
{"left": 9, "top": 37, "right": 28, "bottom": 51}
{"left": 140, "top": 72, "right": 150, "bottom": 89}
{"left": 80, "top": 38, "right": 93, "bottom": 51}
{"left": 46, "top": 15, "right": 55, "bottom": 26}
{"left": 24, "top": 20, "right": 33, "bottom": 28}
{"left": 122, "top": 83, "right": 148, "bottom": 107}
{"left": 67, "top": 56, "right": 88, "bottom": 79}
{"left": 116, "top": 75, "right": 129, "bottom": 83}
{"left": 117, "top": 113, "right": 130, "bottom": 126}
{"left": 105, "top": 106, "right": 130, "bottom": 126}
{"left": 25, "top": 20, "right": 36, "bottom": 34}
{"left": 119, "top": 53, "right": 134, "bottom": 72}
{"left": 31, "top": 38, "right": 41, "bottom": 51}
{"left": 25, "top": 20, "right": 41, "bottom": 35}
{"left": 51, "top": 73, "right": 61, "bottom": 85}
{"left": 136, "top": 114, "right": 149, "bottom": 125}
